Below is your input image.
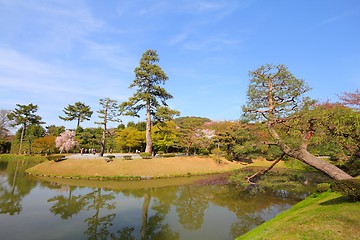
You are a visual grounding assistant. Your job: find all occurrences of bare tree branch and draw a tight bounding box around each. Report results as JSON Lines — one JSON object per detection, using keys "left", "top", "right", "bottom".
{"left": 246, "top": 153, "right": 286, "bottom": 185}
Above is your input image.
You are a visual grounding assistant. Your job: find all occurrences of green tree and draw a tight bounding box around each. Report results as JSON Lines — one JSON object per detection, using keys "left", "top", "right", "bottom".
{"left": 134, "top": 121, "right": 147, "bottom": 131}
{"left": 304, "top": 102, "right": 360, "bottom": 162}
{"left": 32, "top": 135, "right": 57, "bottom": 155}
{"left": 115, "top": 127, "right": 145, "bottom": 152}
{"left": 95, "top": 98, "right": 121, "bottom": 156}
{"left": 75, "top": 127, "right": 102, "bottom": 151}
{"left": 152, "top": 121, "right": 179, "bottom": 153}
{"left": 120, "top": 49, "right": 175, "bottom": 154}
{"left": 243, "top": 64, "right": 352, "bottom": 180}
{"left": 8, "top": 104, "right": 44, "bottom": 154}
{"left": 154, "top": 106, "right": 180, "bottom": 125}
{"left": 46, "top": 125, "right": 65, "bottom": 136}
{"left": 211, "top": 121, "right": 268, "bottom": 161}
{"left": 175, "top": 117, "right": 210, "bottom": 155}
{"left": 24, "top": 124, "right": 45, "bottom": 154}
{"left": 59, "top": 102, "right": 93, "bottom": 129}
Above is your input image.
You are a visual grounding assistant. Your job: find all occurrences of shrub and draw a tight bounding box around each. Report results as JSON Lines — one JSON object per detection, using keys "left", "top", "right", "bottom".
{"left": 316, "top": 183, "right": 331, "bottom": 193}
{"left": 199, "top": 148, "right": 209, "bottom": 155}
{"left": 331, "top": 179, "right": 360, "bottom": 201}
{"left": 46, "top": 155, "right": 66, "bottom": 162}
{"left": 105, "top": 155, "right": 115, "bottom": 162}
{"left": 163, "top": 153, "right": 175, "bottom": 158}
{"left": 140, "top": 152, "right": 152, "bottom": 159}
{"left": 123, "top": 155, "right": 133, "bottom": 160}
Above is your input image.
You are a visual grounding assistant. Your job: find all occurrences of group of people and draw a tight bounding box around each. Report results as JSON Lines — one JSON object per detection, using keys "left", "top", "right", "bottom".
{"left": 80, "top": 148, "right": 96, "bottom": 155}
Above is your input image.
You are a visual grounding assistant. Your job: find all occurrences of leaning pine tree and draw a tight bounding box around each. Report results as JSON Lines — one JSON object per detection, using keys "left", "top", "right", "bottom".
{"left": 120, "top": 49, "right": 175, "bottom": 155}
{"left": 242, "top": 64, "right": 353, "bottom": 181}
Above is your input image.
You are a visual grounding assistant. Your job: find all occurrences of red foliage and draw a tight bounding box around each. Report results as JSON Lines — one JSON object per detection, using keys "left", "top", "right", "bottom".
{"left": 338, "top": 89, "right": 360, "bottom": 110}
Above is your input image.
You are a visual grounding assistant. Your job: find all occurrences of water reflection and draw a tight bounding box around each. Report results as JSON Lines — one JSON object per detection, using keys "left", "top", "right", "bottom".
{"left": 84, "top": 188, "right": 116, "bottom": 239}
{"left": 175, "top": 185, "right": 208, "bottom": 230}
{"left": 48, "top": 185, "right": 86, "bottom": 219}
{"left": 0, "top": 159, "right": 312, "bottom": 240}
{"left": 0, "top": 159, "right": 37, "bottom": 215}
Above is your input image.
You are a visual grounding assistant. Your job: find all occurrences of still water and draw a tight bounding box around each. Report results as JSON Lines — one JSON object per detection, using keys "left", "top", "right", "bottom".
{"left": 0, "top": 159, "right": 310, "bottom": 240}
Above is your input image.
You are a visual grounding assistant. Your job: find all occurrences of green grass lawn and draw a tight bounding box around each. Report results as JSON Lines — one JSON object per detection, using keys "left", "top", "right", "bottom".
{"left": 237, "top": 191, "right": 360, "bottom": 240}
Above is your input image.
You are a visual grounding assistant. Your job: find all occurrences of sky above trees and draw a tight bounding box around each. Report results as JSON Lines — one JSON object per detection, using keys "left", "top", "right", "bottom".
{"left": 0, "top": 0, "right": 359, "bottom": 129}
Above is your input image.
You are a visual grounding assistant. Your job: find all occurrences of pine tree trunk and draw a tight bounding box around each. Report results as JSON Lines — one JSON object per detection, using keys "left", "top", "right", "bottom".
{"left": 268, "top": 127, "right": 353, "bottom": 180}
{"left": 18, "top": 124, "right": 26, "bottom": 154}
{"left": 145, "top": 104, "right": 152, "bottom": 154}
{"left": 289, "top": 148, "right": 352, "bottom": 180}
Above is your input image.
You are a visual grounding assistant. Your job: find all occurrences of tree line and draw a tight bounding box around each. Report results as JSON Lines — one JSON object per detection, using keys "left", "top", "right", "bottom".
{"left": 0, "top": 50, "right": 359, "bottom": 180}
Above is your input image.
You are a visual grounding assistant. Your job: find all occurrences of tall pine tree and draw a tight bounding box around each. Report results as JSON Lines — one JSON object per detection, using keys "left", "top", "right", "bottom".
{"left": 8, "top": 103, "right": 44, "bottom": 154}
{"left": 120, "top": 49, "right": 175, "bottom": 154}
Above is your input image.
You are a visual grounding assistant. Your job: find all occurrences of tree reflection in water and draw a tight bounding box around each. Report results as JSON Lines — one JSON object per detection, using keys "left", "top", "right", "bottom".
{"left": 48, "top": 185, "right": 87, "bottom": 219}
{"left": 174, "top": 184, "right": 208, "bottom": 230}
{"left": 83, "top": 188, "right": 116, "bottom": 239}
{"left": 0, "top": 159, "right": 37, "bottom": 215}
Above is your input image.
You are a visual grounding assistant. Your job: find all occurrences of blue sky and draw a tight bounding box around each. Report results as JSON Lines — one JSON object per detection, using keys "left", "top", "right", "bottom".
{"left": 0, "top": 0, "right": 359, "bottom": 130}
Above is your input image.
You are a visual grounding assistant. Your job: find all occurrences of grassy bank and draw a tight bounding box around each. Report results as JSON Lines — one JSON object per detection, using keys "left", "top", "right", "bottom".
{"left": 25, "top": 155, "right": 248, "bottom": 180}
{"left": 237, "top": 191, "right": 360, "bottom": 240}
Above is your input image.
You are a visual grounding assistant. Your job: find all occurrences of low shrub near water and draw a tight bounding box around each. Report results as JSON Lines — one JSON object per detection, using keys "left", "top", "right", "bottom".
{"left": 46, "top": 155, "right": 66, "bottom": 162}
{"left": 228, "top": 167, "right": 331, "bottom": 194}
{"left": 331, "top": 179, "right": 360, "bottom": 201}
{"left": 316, "top": 183, "right": 331, "bottom": 192}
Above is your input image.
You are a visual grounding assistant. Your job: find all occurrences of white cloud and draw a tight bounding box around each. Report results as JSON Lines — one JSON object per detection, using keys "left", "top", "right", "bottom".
{"left": 0, "top": 0, "right": 104, "bottom": 54}
{"left": 0, "top": 47, "right": 129, "bottom": 100}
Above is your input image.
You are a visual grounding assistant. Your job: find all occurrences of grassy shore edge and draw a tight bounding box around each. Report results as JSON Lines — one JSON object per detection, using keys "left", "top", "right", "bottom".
{"left": 236, "top": 191, "right": 360, "bottom": 240}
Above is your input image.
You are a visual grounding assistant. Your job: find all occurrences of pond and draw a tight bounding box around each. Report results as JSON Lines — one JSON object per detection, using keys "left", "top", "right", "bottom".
{"left": 0, "top": 158, "right": 312, "bottom": 240}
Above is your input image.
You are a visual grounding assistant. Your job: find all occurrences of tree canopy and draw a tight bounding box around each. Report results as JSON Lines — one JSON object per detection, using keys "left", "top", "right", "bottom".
{"left": 59, "top": 102, "right": 93, "bottom": 129}
{"left": 8, "top": 104, "right": 44, "bottom": 154}
{"left": 338, "top": 89, "right": 360, "bottom": 110}
{"left": 243, "top": 64, "right": 353, "bottom": 180}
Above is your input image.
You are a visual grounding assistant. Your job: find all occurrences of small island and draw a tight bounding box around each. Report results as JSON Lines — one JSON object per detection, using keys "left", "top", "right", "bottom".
{"left": 26, "top": 154, "right": 244, "bottom": 180}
